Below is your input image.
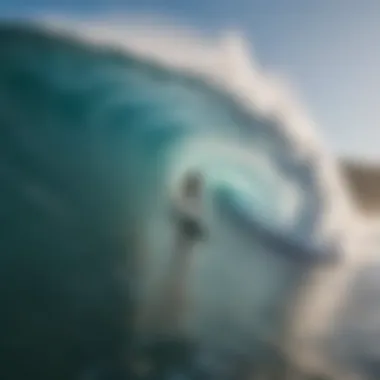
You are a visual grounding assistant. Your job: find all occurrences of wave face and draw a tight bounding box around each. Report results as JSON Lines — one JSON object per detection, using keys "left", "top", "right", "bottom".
{"left": 0, "top": 19, "right": 360, "bottom": 380}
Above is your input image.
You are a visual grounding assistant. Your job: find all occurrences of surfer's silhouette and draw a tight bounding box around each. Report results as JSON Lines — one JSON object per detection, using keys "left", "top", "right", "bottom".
{"left": 131, "top": 171, "right": 208, "bottom": 379}
{"left": 173, "top": 171, "right": 207, "bottom": 242}
{"left": 156, "top": 170, "right": 208, "bottom": 334}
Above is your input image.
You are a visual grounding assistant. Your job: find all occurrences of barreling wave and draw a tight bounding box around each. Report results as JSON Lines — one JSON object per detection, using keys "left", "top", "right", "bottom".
{"left": 34, "top": 15, "right": 358, "bottom": 238}
{"left": 0, "top": 15, "right": 372, "bottom": 379}
{"left": 31, "top": 16, "right": 365, "bottom": 367}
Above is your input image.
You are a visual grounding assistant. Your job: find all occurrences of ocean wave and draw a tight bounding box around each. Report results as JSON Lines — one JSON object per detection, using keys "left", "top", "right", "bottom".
{"left": 0, "top": 15, "right": 375, "bottom": 379}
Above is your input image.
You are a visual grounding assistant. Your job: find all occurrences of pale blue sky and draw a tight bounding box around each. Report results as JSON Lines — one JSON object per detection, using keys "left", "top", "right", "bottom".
{"left": 1, "top": 0, "right": 379, "bottom": 160}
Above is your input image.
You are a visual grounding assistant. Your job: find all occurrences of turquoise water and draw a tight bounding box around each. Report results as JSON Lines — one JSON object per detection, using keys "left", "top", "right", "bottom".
{"left": 0, "top": 22, "right": 340, "bottom": 379}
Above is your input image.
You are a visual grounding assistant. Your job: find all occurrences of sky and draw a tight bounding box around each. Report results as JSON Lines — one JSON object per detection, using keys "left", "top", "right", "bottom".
{"left": 1, "top": 0, "right": 379, "bottom": 161}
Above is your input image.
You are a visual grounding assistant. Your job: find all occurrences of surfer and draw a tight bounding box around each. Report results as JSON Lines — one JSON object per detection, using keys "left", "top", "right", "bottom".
{"left": 154, "top": 170, "right": 208, "bottom": 335}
